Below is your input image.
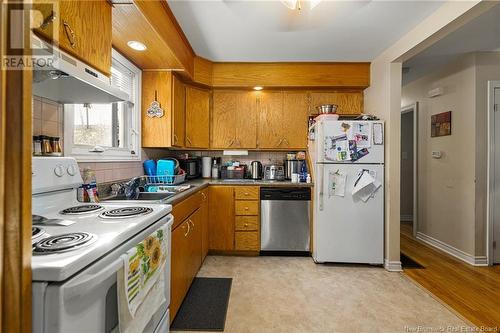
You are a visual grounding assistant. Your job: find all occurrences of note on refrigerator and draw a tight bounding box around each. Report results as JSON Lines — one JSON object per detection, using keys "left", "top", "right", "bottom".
{"left": 350, "top": 122, "right": 371, "bottom": 148}
{"left": 324, "top": 135, "right": 351, "bottom": 161}
{"left": 373, "top": 123, "right": 384, "bottom": 145}
{"left": 352, "top": 169, "right": 382, "bottom": 202}
{"left": 328, "top": 171, "right": 347, "bottom": 197}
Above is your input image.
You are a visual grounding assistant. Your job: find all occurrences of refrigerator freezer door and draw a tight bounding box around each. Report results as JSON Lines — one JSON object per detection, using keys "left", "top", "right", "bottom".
{"left": 314, "top": 120, "right": 384, "bottom": 164}
{"left": 313, "top": 164, "right": 384, "bottom": 264}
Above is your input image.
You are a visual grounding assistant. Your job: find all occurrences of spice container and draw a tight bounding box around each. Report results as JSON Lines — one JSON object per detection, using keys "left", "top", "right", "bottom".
{"left": 33, "top": 136, "right": 42, "bottom": 156}
{"left": 40, "top": 135, "right": 52, "bottom": 155}
{"left": 50, "top": 137, "right": 62, "bottom": 155}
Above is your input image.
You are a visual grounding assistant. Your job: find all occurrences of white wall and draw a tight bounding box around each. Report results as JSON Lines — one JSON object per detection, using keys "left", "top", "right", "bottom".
{"left": 402, "top": 54, "right": 477, "bottom": 255}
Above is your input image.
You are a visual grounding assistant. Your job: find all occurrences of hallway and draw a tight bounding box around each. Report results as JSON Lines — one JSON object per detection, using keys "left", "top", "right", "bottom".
{"left": 400, "top": 223, "right": 500, "bottom": 328}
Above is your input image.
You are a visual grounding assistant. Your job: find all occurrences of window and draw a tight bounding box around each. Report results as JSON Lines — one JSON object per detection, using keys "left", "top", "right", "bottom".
{"left": 64, "top": 50, "right": 141, "bottom": 161}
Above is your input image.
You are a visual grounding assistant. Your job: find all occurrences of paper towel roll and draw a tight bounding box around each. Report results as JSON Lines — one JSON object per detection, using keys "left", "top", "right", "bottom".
{"left": 202, "top": 157, "right": 212, "bottom": 178}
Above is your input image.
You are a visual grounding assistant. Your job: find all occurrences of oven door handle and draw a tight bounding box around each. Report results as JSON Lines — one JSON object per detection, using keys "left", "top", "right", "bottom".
{"left": 62, "top": 257, "right": 124, "bottom": 301}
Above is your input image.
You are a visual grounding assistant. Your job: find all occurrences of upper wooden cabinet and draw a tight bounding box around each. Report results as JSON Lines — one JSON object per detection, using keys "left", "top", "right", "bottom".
{"left": 258, "top": 91, "right": 310, "bottom": 149}
{"left": 185, "top": 86, "right": 210, "bottom": 149}
{"left": 310, "top": 91, "right": 363, "bottom": 115}
{"left": 211, "top": 91, "right": 258, "bottom": 149}
{"left": 33, "top": 0, "right": 112, "bottom": 76}
{"left": 142, "top": 72, "right": 185, "bottom": 148}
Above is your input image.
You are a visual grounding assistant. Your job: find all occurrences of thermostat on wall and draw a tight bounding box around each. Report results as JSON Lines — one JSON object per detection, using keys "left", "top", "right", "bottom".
{"left": 431, "top": 151, "right": 442, "bottom": 159}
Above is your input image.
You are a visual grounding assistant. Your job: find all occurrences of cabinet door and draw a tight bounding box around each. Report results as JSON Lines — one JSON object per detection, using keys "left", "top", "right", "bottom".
{"left": 185, "top": 86, "right": 210, "bottom": 148}
{"left": 258, "top": 91, "right": 284, "bottom": 149}
{"left": 33, "top": 0, "right": 112, "bottom": 76}
{"left": 170, "top": 220, "right": 191, "bottom": 319}
{"left": 142, "top": 71, "right": 173, "bottom": 147}
{"left": 187, "top": 209, "right": 203, "bottom": 276}
{"left": 172, "top": 76, "right": 185, "bottom": 147}
{"left": 212, "top": 91, "right": 258, "bottom": 149}
{"left": 282, "top": 91, "right": 309, "bottom": 149}
{"left": 211, "top": 91, "right": 238, "bottom": 148}
{"left": 310, "top": 91, "right": 363, "bottom": 115}
{"left": 200, "top": 190, "right": 209, "bottom": 260}
{"left": 208, "top": 186, "right": 235, "bottom": 251}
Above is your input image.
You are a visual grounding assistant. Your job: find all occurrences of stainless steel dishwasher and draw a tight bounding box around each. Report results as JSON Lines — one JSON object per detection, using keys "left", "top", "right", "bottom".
{"left": 260, "top": 187, "right": 311, "bottom": 254}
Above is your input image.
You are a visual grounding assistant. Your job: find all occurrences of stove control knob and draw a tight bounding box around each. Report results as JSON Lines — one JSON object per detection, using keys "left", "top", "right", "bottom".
{"left": 67, "top": 165, "right": 78, "bottom": 176}
{"left": 54, "top": 164, "right": 65, "bottom": 177}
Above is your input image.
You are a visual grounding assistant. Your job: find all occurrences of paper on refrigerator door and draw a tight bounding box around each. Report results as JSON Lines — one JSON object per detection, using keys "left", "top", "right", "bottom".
{"left": 352, "top": 169, "right": 382, "bottom": 202}
{"left": 328, "top": 170, "right": 347, "bottom": 197}
{"left": 324, "top": 135, "right": 351, "bottom": 161}
{"left": 349, "top": 122, "right": 371, "bottom": 148}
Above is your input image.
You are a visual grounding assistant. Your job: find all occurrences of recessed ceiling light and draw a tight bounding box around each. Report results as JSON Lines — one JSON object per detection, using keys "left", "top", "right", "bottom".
{"left": 127, "top": 41, "right": 147, "bottom": 51}
{"left": 253, "top": 86, "right": 263, "bottom": 91}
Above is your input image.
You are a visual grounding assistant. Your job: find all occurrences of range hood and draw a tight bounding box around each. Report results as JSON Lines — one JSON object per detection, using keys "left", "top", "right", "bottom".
{"left": 32, "top": 36, "right": 129, "bottom": 104}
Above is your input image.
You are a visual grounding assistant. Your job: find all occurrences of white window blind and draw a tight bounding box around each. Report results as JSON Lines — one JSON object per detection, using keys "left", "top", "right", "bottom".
{"left": 111, "top": 57, "right": 136, "bottom": 103}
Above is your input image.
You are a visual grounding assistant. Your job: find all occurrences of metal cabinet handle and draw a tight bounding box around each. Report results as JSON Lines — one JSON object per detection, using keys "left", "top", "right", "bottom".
{"left": 244, "top": 223, "right": 249, "bottom": 227}
{"left": 173, "top": 134, "right": 178, "bottom": 144}
{"left": 39, "top": 10, "right": 56, "bottom": 30}
{"left": 201, "top": 192, "right": 207, "bottom": 201}
{"left": 63, "top": 20, "right": 76, "bottom": 48}
{"left": 283, "top": 138, "right": 290, "bottom": 146}
{"left": 188, "top": 219, "right": 194, "bottom": 230}
{"left": 276, "top": 138, "right": 283, "bottom": 147}
{"left": 186, "top": 136, "right": 192, "bottom": 145}
{"left": 182, "top": 222, "right": 190, "bottom": 237}
{"left": 244, "top": 207, "right": 249, "bottom": 211}
{"left": 244, "top": 192, "right": 249, "bottom": 196}
{"left": 228, "top": 138, "right": 235, "bottom": 147}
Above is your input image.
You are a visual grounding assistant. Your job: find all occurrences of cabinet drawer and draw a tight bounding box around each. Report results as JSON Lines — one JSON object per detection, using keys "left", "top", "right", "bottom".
{"left": 234, "top": 186, "right": 259, "bottom": 200}
{"left": 235, "top": 216, "right": 259, "bottom": 231}
{"left": 235, "top": 200, "right": 259, "bottom": 215}
{"left": 235, "top": 231, "right": 259, "bottom": 251}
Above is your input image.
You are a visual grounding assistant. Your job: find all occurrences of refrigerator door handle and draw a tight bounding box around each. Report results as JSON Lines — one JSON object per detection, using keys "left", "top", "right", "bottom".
{"left": 319, "top": 164, "right": 324, "bottom": 211}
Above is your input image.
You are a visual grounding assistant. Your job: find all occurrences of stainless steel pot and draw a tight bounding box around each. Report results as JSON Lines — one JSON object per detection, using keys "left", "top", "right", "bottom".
{"left": 284, "top": 159, "right": 305, "bottom": 180}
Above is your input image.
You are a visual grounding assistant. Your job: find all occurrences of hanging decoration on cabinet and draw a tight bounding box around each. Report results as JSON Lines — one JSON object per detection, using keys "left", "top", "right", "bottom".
{"left": 431, "top": 111, "right": 451, "bottom": 137}
{"left": 147, "top": 90, "right": 165, "bottom": 118}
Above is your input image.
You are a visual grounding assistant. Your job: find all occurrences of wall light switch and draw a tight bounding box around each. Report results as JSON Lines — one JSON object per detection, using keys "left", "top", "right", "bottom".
{"left": 431, "top": 151, "right": 442, "bottom": 159}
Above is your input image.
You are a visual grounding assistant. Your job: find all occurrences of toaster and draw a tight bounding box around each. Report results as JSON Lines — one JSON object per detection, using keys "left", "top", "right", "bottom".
{"left": 264, "top": 165, "right": 285, "bottom": 181}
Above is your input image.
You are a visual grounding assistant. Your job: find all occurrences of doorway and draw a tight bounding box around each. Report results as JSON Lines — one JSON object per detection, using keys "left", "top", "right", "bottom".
{"left": 488, "top": 81, "right": 500, "bottom": 264}
{"left": 401, "top": 103, "right": 418, "bottom": 238}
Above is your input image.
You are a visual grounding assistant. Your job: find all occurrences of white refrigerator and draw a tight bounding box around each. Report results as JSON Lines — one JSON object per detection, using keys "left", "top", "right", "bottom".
{"left": 309, "top": 118, "right": 384, "bottom": 264}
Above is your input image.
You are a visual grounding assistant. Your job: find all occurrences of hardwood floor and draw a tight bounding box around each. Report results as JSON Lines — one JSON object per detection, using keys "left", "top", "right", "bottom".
{"left": 400, "top": 222, "right": 500, "bottom": 328}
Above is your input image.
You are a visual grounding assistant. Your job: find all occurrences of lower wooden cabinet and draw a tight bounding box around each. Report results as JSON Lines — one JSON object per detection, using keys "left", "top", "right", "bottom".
{"left": 208, "top": 186, "right": 235, "bottom": 251}
{"left": 235, "top": 231, "right": 259, "bottom": 251}
{"left": 200, "top": 189, "right": 209, "bottom": 260}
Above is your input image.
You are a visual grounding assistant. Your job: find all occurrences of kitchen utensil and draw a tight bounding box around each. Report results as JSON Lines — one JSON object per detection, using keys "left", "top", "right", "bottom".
{"left": 316, "top": 104, "right": 338, "bottom": 114}
{"left": 250, "top": 161, "right": 263, "bottom": 180}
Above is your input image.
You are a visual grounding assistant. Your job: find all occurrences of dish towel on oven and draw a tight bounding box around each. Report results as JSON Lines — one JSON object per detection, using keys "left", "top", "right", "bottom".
{"left": 117, "top": 224, "right": 169, "bottom": 333}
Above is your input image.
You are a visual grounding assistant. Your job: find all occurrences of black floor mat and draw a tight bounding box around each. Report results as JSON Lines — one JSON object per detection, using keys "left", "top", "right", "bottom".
{"left": 171, "top": 277, "right": 232, "bottom": 331}
{"left": 401, "top": 253, "right": 424, "bottom": 269}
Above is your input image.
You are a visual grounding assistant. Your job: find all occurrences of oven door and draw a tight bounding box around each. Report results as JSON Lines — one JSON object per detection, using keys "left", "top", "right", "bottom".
{"left": 33, "top": 214, "right": 173, "bottom": 333}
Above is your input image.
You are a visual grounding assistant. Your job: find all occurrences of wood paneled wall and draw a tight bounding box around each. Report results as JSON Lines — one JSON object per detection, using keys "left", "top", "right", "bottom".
{"left": 1, "top": 2, "right": 33, "bottom": 332}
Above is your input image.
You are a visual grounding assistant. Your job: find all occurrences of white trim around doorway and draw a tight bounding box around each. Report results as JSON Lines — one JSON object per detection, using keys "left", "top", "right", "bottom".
{"left": 487, "top": 80, "right": 500, "bottom": 265}
{"left": 401, "top": 103, "right": 418, "bottom": 238}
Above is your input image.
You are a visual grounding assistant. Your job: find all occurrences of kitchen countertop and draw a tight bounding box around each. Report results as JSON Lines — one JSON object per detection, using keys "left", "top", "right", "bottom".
{"left": 166, "top": 178, "right": 314, "bottom": 205}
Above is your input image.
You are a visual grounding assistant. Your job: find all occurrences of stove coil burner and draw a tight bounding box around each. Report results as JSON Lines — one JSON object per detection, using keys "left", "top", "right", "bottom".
{"left": 33, "top": 232, "right": 96, "bottom": 255}
{"left": 32, "top": 226, "right": 45, "bottom": 240}
{"left": 100, "top": 207, "right": 153, "bottom": 219}
{"left": 60, "top": 204, "right": 103, "bottom": 215}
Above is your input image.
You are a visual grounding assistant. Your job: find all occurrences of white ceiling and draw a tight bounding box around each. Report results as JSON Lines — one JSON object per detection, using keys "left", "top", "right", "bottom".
{"left": 168, "top": 0, "right": 444, "bottom": 62}
{"left": 403, "top": 3, "right": 500, "bottom": 85}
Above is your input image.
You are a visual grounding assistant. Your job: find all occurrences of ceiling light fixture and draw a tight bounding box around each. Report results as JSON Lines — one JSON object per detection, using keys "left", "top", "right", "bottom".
{"left": 281, "top": 0, "right": 322, "bottom": 11}
{"left": 127, "top": 40, "right": 147, "bottom": 51}
{"left": 253, "top": 86, "right": 263, "bottom": 91}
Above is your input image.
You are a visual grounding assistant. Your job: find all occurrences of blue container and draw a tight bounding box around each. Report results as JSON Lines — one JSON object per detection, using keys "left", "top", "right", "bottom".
{"left": 143, "top": 159, "right": 156, "bottom": 176}
{"left": 157, "top": 159, "right": 176, "bottom": 183}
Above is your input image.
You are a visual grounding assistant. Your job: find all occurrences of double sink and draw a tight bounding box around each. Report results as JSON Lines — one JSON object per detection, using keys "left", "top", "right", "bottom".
{"left": 105, "top": 185, "right": 193, "bottom": 203}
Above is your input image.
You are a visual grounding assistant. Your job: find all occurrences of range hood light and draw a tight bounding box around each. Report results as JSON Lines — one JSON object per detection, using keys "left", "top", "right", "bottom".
{"left": 127, "top": 41, "right": 147, "bottom": 51}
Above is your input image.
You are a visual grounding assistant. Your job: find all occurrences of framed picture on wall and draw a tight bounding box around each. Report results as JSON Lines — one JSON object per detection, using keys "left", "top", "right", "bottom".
{"left": 431, "top": 111, "right": 452, "bottom": 137}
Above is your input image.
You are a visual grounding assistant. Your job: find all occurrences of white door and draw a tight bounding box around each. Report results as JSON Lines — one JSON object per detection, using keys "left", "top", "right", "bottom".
{"left": 494, "top": 87, "right": 500, "bottom": 263}
{"left": 313, "top": 163, "right": 384, "bottom": 264}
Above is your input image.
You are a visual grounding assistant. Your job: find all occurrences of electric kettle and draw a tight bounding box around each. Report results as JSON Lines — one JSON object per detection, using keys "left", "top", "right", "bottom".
{"left": 250, "top": 161, "right": 263, "bottom": 179}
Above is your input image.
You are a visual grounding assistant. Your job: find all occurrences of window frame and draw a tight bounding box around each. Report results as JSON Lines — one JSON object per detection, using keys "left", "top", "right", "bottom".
{"left": 64, "top": 49, "right": 142, "bottom": 162}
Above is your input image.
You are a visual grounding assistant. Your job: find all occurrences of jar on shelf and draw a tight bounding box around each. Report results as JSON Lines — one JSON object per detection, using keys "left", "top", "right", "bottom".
{"left": 50, "top": 137, "right": 62, "bottom": 154}
{"left": 33, "top": 136, "right": 42, "bottom": 156}
{"left": 40, "top": 135, "right": 52, "bottom": 155}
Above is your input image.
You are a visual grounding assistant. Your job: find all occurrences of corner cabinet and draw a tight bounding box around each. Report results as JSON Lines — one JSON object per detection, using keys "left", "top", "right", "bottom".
{"left": 32, "top": 0, "right": 112, "bottom": 76}
{"left": 185, "top": 86, "right": 210, "bottom": 149}
{"left": 142, "top": 72, "right": 185, "bottom": 148}
{"left": 211, "top": 91, "right": 258, "bottom": 149}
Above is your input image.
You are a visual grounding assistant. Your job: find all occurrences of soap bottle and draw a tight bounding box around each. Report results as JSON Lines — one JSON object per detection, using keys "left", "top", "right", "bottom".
{"left": 211, "top": 159, "right": 219, "bottom": 179}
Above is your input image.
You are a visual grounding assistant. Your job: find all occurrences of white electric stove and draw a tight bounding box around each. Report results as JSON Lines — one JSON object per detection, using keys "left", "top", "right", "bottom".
{"left": 31, "top": 157, "right": 173, "bottom": 333}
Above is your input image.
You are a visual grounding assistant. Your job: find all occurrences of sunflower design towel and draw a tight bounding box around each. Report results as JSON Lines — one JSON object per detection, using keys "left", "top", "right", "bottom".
{"left": 118, "top": 223, "right": 168, "bottom": 333}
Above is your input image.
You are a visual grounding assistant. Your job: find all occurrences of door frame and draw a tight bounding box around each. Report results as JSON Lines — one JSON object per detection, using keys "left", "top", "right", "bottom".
{"left": 401, "top": 103, "right": 418, "bottom": 238}
{"left": 487, "top": 80, "right": 500, "bottom": 265}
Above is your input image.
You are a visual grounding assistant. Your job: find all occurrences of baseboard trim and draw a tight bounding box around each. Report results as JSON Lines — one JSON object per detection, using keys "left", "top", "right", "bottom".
{"left": 400, "top": 214, "right": 413, "bottom": 222}
{"left": 416, "top": 232, "right": 488, "bottom": 266}
{"left": 384, "top": 259, "right": 402, "bottom": 272}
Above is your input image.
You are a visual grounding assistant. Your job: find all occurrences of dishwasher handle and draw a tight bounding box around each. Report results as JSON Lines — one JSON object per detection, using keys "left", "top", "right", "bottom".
{"left": 260, "top": 187, "right": 311, "bottom": 200}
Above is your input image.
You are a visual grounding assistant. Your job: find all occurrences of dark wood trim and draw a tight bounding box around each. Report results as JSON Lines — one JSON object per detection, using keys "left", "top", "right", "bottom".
{"left": 1, "top": 1, "right": 32, "bottom": 332}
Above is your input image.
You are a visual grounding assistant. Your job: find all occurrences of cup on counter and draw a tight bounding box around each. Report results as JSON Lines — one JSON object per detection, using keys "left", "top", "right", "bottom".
{"left": 291, "top": 173, "right": 300, "bottom": 183}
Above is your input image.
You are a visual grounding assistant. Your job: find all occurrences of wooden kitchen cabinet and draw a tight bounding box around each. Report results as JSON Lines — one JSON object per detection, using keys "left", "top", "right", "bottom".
{"left": 310, "top": 91, "right": 363, "bottom": 115}
{"left": 32, "top": 0, "right": 112, "bottom": 76}
{"left": 185, "top": 86, "right": 210, "bottom": 148}
{"left": 208, "top": 186, "right": 235, "bottom": 251}
{"left": 200, "top": 189, "right": 209, "bottom": 260}
{"left": 211, "top": 91, "right": 258, "bottom": 149}
{"left": 234, "top": 186, "right": 260, "bottom": 252}
{"left": 142, "top": 72, "right": 186, "bottom": 148}
{"left": 258, "top": 91, "right": 309, "bottom": 149}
